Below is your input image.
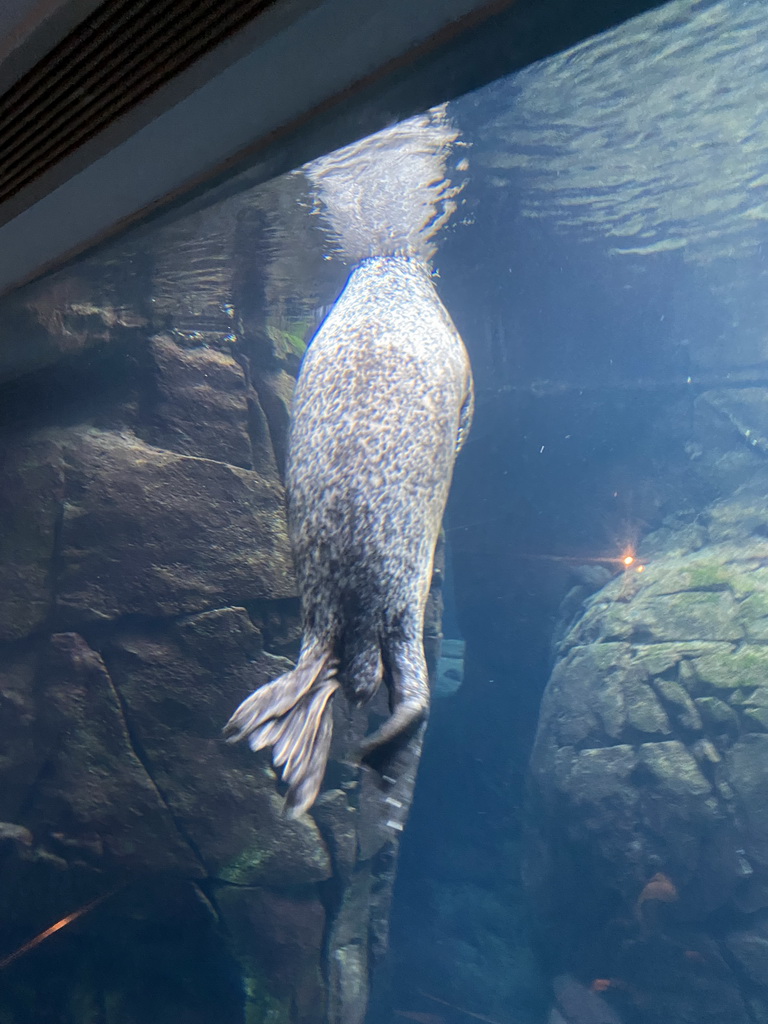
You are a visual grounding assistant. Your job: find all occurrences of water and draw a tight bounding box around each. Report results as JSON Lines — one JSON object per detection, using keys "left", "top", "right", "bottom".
{"left": 1, "top": 0, "right": 768, "bottom": 1021}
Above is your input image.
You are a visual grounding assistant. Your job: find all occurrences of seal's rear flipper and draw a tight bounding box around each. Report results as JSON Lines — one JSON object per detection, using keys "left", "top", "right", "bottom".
{"left": 356, "top": 634, "right": 430, "bottom": 802}
{"left": 357, "top": 700, "right": 426, "bottom": 772}
{"left": 224, "top": 643, "right": 339, "bottom": 817}
{"left": 357, "top": 633, "right": 430, "bottom": 759}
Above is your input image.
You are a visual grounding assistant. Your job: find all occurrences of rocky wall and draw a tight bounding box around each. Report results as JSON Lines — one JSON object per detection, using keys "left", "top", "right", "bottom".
{"left": 0, "top": 191, "right": 439, "bottom": 1024}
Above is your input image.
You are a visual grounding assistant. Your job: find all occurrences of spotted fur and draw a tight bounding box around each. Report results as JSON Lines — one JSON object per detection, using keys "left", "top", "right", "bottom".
{"left": 225, "top": 255, "right": 473, "bottom": 815}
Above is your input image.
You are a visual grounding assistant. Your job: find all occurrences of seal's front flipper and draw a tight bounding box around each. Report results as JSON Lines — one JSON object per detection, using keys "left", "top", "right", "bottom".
{"left": 224, "top": 642, "right": 339, "bottom": 817}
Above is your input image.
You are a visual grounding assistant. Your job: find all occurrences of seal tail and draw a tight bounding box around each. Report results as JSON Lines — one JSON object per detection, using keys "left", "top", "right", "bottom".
{"left": 224, "top": 644, "right": 339, "bottom": 817}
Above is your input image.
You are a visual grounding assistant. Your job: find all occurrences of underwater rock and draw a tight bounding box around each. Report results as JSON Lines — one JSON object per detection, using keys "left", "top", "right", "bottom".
{"left": 0, "top": 434, "right": 64, "bottom": 641}
{"left": 700, "top": 388, "right": 768, "bottom": 459}
{"left": 216, "top": 886, "right": 326, "bottom": 1024}
{"left": 312, "top": 788, "right": 358, "bottom": 879}
{"left": 0, "top": 822, "right": 33, "bottom": 846}
{"left": 527, "top": 474, "right": 768, "bottom": 1023}
{"left": 55, "top": 427, "right": 294, "bottom": 624}
{"left": 0, "top": 651, "right": 46, "bottom": 823}
{"left": 550, "top": 974, "right": 623, "bottom": 1024}
{"left": 325, "top": 861, "right": 378, "bottom": 1024}
{"left": 0, "top": 257, "right": 149, "bottom": 385}
{"left": 725, "top": 918, "right": 768, "bottom": 987}
{"left": 31, "top": 631, "right": 201, "bottom": 873}
{"left": 104, "top": 608, "right": 332, "bottom": 886}
{"left": 141, "top": 333, "right": 257, "bottom": 471}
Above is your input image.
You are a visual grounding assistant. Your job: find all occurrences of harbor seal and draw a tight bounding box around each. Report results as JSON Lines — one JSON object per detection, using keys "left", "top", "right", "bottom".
{"left": 225, "top": 256, "right": 473, "bottom": 815}
{"left": 224, "top": 112, "right": 473, "bottom": 817}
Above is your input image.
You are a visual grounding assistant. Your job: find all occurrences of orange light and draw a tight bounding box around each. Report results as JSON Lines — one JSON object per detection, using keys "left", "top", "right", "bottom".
{"left": 0, "top": 884, "right": 124, "bottom": 970}
{"left": 623, "top": 555, "right": 635, "bottom": 566}
{"left": 636, "top": 564, "right": 645, "bottom": 573}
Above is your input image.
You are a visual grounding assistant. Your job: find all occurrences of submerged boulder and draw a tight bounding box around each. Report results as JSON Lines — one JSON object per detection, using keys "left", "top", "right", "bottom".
{"left": 55, "top": 426, "right": 295, "bottom": 624}
{"left": 528, "top": 473, "right": 768, "bottom": 1024}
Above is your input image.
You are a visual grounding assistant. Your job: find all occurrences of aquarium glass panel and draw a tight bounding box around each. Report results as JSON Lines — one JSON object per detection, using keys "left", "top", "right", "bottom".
{"left": 0, "top": 1, "right": 766, "bottom": 1022}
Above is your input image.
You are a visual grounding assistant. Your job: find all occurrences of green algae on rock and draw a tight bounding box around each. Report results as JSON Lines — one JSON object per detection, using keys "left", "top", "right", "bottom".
{"left": 528, "top": 474, "right": 768, "bottom": 1024}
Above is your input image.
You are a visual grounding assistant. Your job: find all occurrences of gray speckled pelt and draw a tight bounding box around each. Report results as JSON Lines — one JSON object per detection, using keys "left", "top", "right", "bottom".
{"left": 225, "top": 254, "right": 472, "bottom": 815}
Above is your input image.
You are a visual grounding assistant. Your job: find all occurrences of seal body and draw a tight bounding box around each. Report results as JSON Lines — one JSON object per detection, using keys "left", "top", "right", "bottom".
{"left": 225, "top": 256, "right": 473, "bottom": 815}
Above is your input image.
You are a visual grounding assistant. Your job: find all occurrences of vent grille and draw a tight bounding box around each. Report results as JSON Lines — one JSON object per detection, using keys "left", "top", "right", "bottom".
{"left": 0, "top": 0, "right": 278, "bottom": 207}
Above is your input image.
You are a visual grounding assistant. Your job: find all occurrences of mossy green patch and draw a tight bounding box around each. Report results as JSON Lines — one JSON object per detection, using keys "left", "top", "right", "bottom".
{"left": 693, "top": 646, "right": 768, "bottom": 691}
{"left": 220, "top": 845, "right": 267, "bottom": 885}
{"left": 266, "top": 322, "right": 310, "bottom": 358}
{"left": 642, "top": 556, "right": 760, "bottom": 599}
{"left": 632, "top": 643, "right": 682, "bottom": 676}
{"left": 623, "top": 591, "right": 743, "bottom": 643}
{"left": 686, "top": 563, "right": 737, "bottom": 590}
{"left": 243, "top": 974, "right": 291, "bottom": 1024}
{"left": 739, "top": 592, "right": 768, "bottom": 640}
{"left": 566, "top": 642, "right": 630, "bottom": 673}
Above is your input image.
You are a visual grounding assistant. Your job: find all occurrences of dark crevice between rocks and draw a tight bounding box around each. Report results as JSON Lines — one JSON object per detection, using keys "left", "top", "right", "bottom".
{"left": 649, "top": 683, "right": 705, "bottom": 746}
{"left": 190, "top": 880, "right": 225, "bottom": 928}
{"left": 100, "top": 659, "right": 211, "bottom": 880}
{"left": 690, "top": 747, "right": 724, "bottom": 797}
{"left": 236, "top": 339, "right": 295, "bottom": 480}
{"left": 734, "top": 639, "right": 768, "bottom": 655}
{"left": 253, "top": 378, "right": 293, "bottom": 479}
{"left": 126, "top": 333, "right": 166, "bottom": 445}
{"left": 8, "top": 626, "right": 58, "bottom": 829}
{"left": 312, "top": 790, "right": 361, "bottom": 992}
{"left": 316, "top": 863, "right": 348, "bottom": 983}
{"left": 234, "top": 345, "right": 287, "bottom": 478}
{"left": 658, "top": 583, "right": 733, "bottom": 596}
{"left": 570, "top": 732, "right": 667, "bottom": 755}
{"left": 367, "top": 840, "right": 398, "bottom": 964}
{"left": 706, "top": 922, "right": 764, "bottom": 1024}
